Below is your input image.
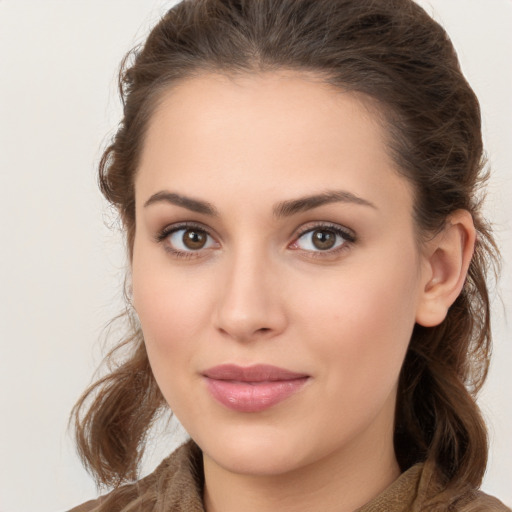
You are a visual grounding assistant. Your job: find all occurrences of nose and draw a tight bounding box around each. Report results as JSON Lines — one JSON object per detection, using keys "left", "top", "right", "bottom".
{"left": 213, "top": 248, "right": 287, "bottom": 342}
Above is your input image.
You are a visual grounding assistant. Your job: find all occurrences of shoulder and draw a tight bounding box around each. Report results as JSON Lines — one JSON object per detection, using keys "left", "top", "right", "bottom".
{"left": 411, "top": 461, "right": 510, "bottom": 512}
{"left": 450, "top": 488, "right": 511, "bottom": 512}
{"left": 66, "top": 467, "right": 160, "bottom": 512}
{"left": 67, "top": 440, "right": 204, "bottom": 512}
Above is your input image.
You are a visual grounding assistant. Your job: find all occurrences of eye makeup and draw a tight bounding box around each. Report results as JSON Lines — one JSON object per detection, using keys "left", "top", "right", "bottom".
{"left": 154, "top": 220, "right": 357, "bottom": 261}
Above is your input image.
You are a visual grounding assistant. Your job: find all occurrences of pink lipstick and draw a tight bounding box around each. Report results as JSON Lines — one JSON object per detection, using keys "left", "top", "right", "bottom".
{"left": 202, "top": 364, "right": 309, "bottom": 413}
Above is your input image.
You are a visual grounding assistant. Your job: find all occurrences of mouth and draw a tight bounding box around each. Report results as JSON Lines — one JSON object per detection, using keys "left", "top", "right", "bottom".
{"left": 202, "top": 364, "right": 310, "bottom": 413}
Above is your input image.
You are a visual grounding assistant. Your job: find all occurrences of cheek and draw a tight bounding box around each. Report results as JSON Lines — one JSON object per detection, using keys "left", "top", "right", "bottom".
{"left": 131, "top": 260, "right": 216, "bottom": 415}
{"left": 296, "top": 249, "right": 420, "bottom": 397}
{"left": 131, "top": 248, "right": 216, "bottom": 367}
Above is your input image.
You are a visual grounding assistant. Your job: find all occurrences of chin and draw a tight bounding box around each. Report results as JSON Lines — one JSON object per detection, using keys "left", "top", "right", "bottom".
{"left": 210, "top": 447, "right": 306, "bottom": 477}
{"left": 197, "top": 426, "right": 313, "bottom": 476}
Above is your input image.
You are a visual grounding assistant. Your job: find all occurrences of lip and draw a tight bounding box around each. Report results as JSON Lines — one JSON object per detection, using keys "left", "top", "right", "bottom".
{"left": 202, "top": 364, "right": 310, "bottom": 413}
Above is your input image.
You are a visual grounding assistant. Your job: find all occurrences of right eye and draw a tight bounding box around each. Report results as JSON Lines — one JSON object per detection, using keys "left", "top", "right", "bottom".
{"left": 157, "top": 224, "right": 218, "bottom": 258}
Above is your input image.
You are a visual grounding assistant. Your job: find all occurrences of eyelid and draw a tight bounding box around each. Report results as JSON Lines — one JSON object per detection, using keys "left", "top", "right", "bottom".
{"left": 155, "top": 221, "right": 219, "bottom": 258}
{"left": 155, "top": 221, "right": 209, "bottom": 241}
{"left": 295, "top": 222, "right": 355, "bottom": 241}
{"left": 154, "top": 220, "right": 356, "bottom": 259}
{"left": 289, "top": 221, "right": 356, "bottom": 254}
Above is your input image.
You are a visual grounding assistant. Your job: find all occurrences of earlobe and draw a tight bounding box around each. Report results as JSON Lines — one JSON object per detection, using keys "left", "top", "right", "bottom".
{"left": 415, "top": 210, "right": 476, "bottom": 327}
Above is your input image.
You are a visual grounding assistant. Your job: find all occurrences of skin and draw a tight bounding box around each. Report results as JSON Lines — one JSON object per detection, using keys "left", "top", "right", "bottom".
{"left": 131, "top": 71, "right": 475, "bottom": 512}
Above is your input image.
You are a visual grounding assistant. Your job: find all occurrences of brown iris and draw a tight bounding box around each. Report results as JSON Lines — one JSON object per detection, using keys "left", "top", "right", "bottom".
{"left": 311, "top": 229, "right": 337, "bottom": 250}
{"left": 183, "top": 229, "right": 208, "bottom": 250}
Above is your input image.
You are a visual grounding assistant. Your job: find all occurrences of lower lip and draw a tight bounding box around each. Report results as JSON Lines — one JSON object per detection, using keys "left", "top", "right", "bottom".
{"left": 205, "top": 377, "right": 309, "bottom": 413}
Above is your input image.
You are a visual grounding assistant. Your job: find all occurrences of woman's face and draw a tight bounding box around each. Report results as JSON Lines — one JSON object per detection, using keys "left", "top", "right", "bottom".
{"left": 132, "top": 71, "right": 431, "bottom": 477}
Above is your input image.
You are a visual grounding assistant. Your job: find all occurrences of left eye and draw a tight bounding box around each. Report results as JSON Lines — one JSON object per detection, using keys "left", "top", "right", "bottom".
{"left": 293, "top": 227, "right": 349, "bottom": 252}
{"left": 167, "top": 228, "right": 216, "bottom": 252}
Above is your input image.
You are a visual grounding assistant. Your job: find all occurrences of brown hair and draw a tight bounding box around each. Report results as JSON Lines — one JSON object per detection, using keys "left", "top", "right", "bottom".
{"left": 72, "top": 0, "right": 499, "bottom": 499}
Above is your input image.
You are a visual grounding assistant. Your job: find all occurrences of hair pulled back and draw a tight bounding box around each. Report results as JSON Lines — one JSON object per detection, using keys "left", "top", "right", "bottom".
{"left": 72, "top": 0, "right": 499, "bottom": 499}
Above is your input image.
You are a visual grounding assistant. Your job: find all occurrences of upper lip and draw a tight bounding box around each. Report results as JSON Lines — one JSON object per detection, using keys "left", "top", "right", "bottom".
{"left": 202, "top": 364, "right": 309, "bottom": 382}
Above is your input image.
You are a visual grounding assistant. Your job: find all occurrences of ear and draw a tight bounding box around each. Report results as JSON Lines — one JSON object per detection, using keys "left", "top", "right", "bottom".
{"left": 415, "top": 210, "right": 476, "bottom": 327}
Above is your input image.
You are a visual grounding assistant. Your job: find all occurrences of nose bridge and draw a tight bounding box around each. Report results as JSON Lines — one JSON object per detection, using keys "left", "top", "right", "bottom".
{"left": 214, "top": 242, "right": 286, "bottom": 341}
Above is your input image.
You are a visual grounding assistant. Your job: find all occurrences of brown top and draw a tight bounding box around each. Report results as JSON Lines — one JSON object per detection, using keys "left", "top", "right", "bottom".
{"left": 69, "top": 441, "right": 510, "bottom": 512}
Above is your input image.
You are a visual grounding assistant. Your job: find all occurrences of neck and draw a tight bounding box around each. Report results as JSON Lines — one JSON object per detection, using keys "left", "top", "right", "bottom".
{"left": 203, "top": 417, "right": 400, "bottom": 512}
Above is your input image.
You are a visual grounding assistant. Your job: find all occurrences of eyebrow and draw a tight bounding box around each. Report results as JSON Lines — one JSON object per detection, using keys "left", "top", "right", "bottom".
{"left": 143, "top": 189, "right": 376, "bottom": 217}
{"left": 273, "top": 190, "right": 376, "bottom": 217}
{"left": 143, "top": 191, "right": 218, "bottom": 216}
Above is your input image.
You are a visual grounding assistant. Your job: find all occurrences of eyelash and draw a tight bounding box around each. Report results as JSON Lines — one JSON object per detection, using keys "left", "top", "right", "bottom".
{"left": 291, "top": 222, "right": 356, "bottom": 259}
{"left": 155, "top": 222, "right": 215, "bottom": 260}
{"left": 155, "top": 221, "right": 356, "bottom": 260}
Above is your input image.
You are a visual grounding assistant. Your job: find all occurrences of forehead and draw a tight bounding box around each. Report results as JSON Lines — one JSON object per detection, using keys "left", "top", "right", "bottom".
{"left": 136, "top": 71, "right": 413, "bottom": 217}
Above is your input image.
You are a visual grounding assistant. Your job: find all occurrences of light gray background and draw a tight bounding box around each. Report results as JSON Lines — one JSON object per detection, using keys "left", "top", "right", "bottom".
{"left": 0, "top": 1, "right": 510, "bottom": 510}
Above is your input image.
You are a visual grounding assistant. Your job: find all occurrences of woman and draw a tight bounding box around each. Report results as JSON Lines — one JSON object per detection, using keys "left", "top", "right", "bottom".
{"left": 70, "top": 0, "right": 509, "bottom": 510}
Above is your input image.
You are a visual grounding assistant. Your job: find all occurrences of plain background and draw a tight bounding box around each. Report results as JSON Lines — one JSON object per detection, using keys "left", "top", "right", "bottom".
{"left": 0, "top": 1, "right": 510, "bottom": 510}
